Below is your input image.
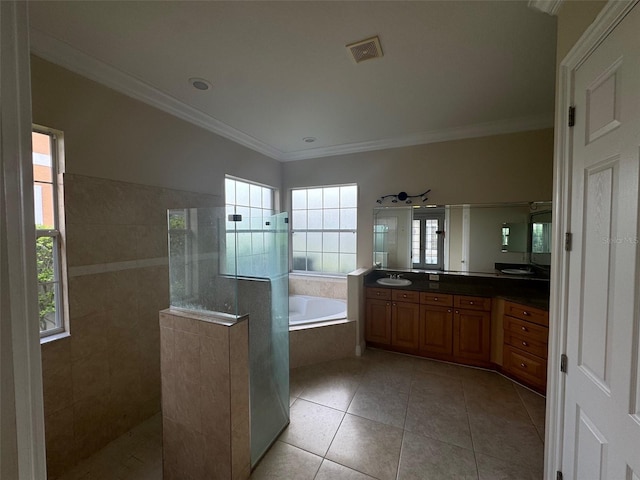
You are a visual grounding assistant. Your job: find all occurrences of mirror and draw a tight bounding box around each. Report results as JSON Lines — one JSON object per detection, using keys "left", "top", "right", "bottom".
{"left": 373, "top": 202, "right": 552, "bottom": 273}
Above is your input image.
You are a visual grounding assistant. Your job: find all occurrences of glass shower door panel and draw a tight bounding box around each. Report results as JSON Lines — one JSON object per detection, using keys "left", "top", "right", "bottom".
{"left": 249, "top": 212, "right": 290, "bottom": 466}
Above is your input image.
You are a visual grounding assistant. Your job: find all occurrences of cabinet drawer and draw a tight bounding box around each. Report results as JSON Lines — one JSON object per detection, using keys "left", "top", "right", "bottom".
{"left": 392, "top": 289, "right": 420, "bottom": 304}
{"left": 503, "top": 345, "right": 547, "bottom": 388}
{"left": 504, "top": 331, "right": 548, "bottom": 359}
{"left": 420, "top": 292, "right": 453, "bottom": 307}
{"left": 454, "top": 295, "right": 491, "bottom": 311}
{"left": 503, "top": 315, "right": 548, "bottom": 343}
{"left": 367, "top": 288, "right": 391, "bottom": 300}
{"left": 504, "top": 301, "right": 549, "bottom": 327}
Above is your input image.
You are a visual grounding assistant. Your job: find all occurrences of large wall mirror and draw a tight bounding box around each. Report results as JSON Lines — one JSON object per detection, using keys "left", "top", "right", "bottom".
{"left": 373, "top": 201, "right": 552, "bottom": 273}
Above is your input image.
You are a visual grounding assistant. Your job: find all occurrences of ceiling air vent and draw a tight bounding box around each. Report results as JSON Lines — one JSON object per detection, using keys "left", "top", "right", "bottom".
{"left": 346, "top": 36, "right": 383, "bottom": 64}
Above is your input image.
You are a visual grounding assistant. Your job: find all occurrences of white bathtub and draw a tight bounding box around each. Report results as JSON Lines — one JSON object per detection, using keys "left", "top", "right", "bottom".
{"left": 289, "top": 295, "right": 347, "bottom": 326}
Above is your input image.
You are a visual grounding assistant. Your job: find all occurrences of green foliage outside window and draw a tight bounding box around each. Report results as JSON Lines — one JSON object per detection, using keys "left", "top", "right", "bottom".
{"left": 36, "top": 233, "right": 56, "bottom": 331}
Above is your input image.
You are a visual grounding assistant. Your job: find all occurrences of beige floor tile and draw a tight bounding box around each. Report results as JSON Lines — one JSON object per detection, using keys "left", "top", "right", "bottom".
{"left": 250, "top": 441, "right": 322, "bottom": 480}
{"left": 411, "top": 370, "right": 464, "bottom": 398}
{"left": 279, "top": 399, "right": 345, "bottom": 456}
{"left": 464, "top": 381, "right": 530, "bottom": 422}
{"left": 476, "top": 453, "right": 543, "bottom": 480}
{"left": 469, "top": 411, "right": 544, "bottom": 469}
{"left": 299, "top": 372, "right": 361, "bottom": 411}
{"left": 347, "top": 384, "right": 409, "bottom": 428}
{"left": 49, "top": 352, "right": 546, "bottom": 480}
{"left": 397, "top": 431, "right": 478, "bottom": 480}
{"left": 326, "top": 414, "right": 403, "bottom": 480}
{"left": 413, "top": 357, "right": 462, "bottom": 379}
{"left": 315, "top": 459, "right": 377, "bottom": 480}
{"left": 515, "top": 384, "right": 546, "bottom": 429}
{"left": 404, "top": 397, "right": 472, "bottom": 450}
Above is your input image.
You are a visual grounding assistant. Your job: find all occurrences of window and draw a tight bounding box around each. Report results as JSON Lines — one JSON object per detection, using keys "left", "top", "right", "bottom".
{"left": 224, "top": 176, "right": 276, "bottom": 276}
{"left": 33, "top": 127, "right": 66, "bottom": 337}
{"left": 412, "top": 209, "right": 444, "bottom": 270}
{"left": 291, "top": 184, "right": 357, "bottom": 275}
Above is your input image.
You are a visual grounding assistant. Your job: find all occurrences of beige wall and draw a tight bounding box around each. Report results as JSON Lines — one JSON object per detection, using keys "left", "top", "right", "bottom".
{"left": 556, "top": 1, "right": 607, "bottom": 64}
{"left": 31, "top": 56, "right": 283, "bottom": 195}
{"left": 283, "top": 128, "right": 554, "bottom": 268}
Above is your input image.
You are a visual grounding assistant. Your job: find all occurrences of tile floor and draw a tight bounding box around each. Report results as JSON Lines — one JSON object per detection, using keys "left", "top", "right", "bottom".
{"left": 55, "top": 349, "right": 546, "bottom": 480}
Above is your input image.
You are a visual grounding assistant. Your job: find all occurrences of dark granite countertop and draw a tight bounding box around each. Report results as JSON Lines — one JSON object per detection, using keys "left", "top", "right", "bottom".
{"left": 365, "top": 270, "right": 550, "bottom": 310}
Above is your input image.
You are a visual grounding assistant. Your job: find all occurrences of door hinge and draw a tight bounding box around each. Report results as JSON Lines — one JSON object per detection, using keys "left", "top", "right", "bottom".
{"left": 565, "top": 232, "right": 572, "bottom": 251}
{"left": 568, "top": 106, "right": 576, "bottom": 127}
{"left": 561, "top": 354, "right": 568, "bottom": 373}
{"left": 557, "top": 471, "right": 564, "bottom": 480}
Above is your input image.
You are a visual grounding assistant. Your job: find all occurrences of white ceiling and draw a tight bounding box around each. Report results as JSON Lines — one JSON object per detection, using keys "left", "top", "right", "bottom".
{"left": 28, "top": 1, "right": 557, "bottom": 162}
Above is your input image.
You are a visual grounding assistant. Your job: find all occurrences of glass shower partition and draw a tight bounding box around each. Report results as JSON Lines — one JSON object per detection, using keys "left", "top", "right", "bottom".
{"left": 167, "top": 207, "right": 289, "bottom": 468}
{"left": 246, "top": 212, "right": 290, "bottom": 465}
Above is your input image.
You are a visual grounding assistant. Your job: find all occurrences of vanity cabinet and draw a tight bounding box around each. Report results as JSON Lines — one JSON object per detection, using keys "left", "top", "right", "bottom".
{"left": 391, "top": 291, "right": 420, "bottom": 349}
{"left": 366, "top": 288, "right": 491, "bottom": 366}
{"left": 365, "top": 288, "right": 420, "bottom": 348}
{"left": 419, "top": 293, "right": 453, "bottom": 355}
{"left": 365, "top": 288, "right": 392, "bottom": 344}
{"left": 453, "top": 303, "right": 491, "bottom": 365}
{"left": 502, "top": 301, "right": 549, "bottom": 392}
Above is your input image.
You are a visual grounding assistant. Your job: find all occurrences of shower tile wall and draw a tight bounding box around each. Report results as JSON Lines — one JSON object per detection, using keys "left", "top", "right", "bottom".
{"left": 41, "top": 173, "right": 220, "bottom": 479}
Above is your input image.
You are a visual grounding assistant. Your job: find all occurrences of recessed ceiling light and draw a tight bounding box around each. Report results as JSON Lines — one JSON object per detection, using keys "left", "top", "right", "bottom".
{"left": 303, "top": 137, "right": 316, "bottom": 143}
{"left": 189, "top": 77, "right": 212, "bottom": 91}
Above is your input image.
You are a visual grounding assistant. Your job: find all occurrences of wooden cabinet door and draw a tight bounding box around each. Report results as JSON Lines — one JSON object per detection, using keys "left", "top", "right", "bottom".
{"left": 419, "top": 305, "right": 453, "bottom": 355}
{"left": 365, "top": 298, "right": 391, "bottom": 345}
{"left": 391, "top": 301, "right": 420, "bottom": 349}
{"left": 453, "top": 308, "right": 491, "bottom": 364}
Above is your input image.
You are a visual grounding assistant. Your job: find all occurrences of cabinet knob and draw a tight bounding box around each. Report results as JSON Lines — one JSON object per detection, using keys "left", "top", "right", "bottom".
{"left": 386, "top": 302, "right": 390, "bottom": 306}
{"left": 393, "top": 303, "right": 397, "bottom": 306}
{"left": 376, "top": 292, "right": 381, "bottom": 296}
{"left": 455, "top": 310, "right": 459, "bottom": 314}
{"left": 521, "top": 326, "right": 528, "bottom": 331}
{"left": 403, "top": 294, "right": 407, "bottom": 298}
{"left": 447, "top": 309, "right": 451, "bottom": 313}
{"left": 469, "top": 301, "right": 474, "bottom": 305}
{"left": 520, "top": 363, "right": 527, "bottom": 368}
{"left": 523, "top": 311, "right": 530, "bottom": 316}
{"left": 434, "top": 297, "right": 438, "bottom": 301}
{"left": 522, "top": 341, "right": 528, "bottom": 347}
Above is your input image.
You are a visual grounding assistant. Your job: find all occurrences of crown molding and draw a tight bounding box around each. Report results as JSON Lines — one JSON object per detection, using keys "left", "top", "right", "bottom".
{"left": 280, "top": 113, "right": 554, "bottom": 162}
{"left": 29, "top": 27, "right": 553, "bottom": 164}
{"left": 29, "top": 28, "right": 284, "bottom": 161}
{"left": 528, "top": 0, "right": 564, "bottom": 16}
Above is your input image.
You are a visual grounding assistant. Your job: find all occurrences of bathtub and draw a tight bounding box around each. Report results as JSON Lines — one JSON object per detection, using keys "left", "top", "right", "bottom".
{"left": 289, "top": 295, "right": 347, "bottom": 326}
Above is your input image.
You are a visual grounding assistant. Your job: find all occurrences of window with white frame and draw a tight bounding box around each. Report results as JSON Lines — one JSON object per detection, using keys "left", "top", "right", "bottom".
{"left": 412, "top": 209, "right": 445, "bottom": 270}
{"left": 291, "top": 184, "right": 357, "bottom": 275}
{"left": 224, "top": 176, "right": 276, "bottom": 276}
{"left": 33, "top": 127, "right": 66, "bottom": 337}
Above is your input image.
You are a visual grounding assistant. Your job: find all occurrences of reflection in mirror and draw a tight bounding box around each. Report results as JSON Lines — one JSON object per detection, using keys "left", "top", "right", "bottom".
{"left": 530, "top": 209, "right": 552, "bottom": 266}
{"left": 373, "top": 202, "right": 551, "bottom": 273}
{"left": 501, "top": 222, "right": 528, "bottom": 253}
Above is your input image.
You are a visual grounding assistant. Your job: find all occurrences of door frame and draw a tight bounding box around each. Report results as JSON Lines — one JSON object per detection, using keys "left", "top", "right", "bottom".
{"left": 546, "top": 1, "right": 639, "bottom": 478}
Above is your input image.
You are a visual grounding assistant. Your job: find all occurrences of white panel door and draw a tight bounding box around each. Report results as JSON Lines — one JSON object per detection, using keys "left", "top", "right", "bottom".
{"left": 562, "top": 5, "right": 640, "bottom": 480}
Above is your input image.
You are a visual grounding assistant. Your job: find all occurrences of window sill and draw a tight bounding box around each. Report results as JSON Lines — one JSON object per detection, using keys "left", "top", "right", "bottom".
{"left": 289, "top": 271, "right": 347, "bottom": 279}
{"left": 40, "top": 330, "right": 70, "bottom": 345}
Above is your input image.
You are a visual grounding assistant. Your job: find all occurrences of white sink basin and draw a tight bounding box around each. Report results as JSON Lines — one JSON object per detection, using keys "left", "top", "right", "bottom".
{"left": 501, "top": 268, "right": 533, "bottom": 275}
{"left": 376, "top": 278, "right": 412, "bottom": 286}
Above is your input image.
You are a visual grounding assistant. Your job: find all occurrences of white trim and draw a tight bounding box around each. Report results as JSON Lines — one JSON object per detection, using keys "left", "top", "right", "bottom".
{"left": 1, "top": 1, "right": 47, "bottom": 478}
{"left": 528, "top": 0, "right": 564, "bottom": 16}
{"left": 280, "top": 113, "right": 554, "bottom": 162}
{"left": 29, "top": 28, "right": 285, "bottom": 161}
{"left": 29, "top": 28, "right": 554, "bottom": 164}
{"left": 546, "top": 2, "right": 638, "bottom": 480}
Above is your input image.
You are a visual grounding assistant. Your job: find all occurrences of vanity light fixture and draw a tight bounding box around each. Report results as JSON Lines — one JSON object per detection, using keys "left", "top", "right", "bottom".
{"left": 376, "top": 189, "right": 431, "bottom": 205}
